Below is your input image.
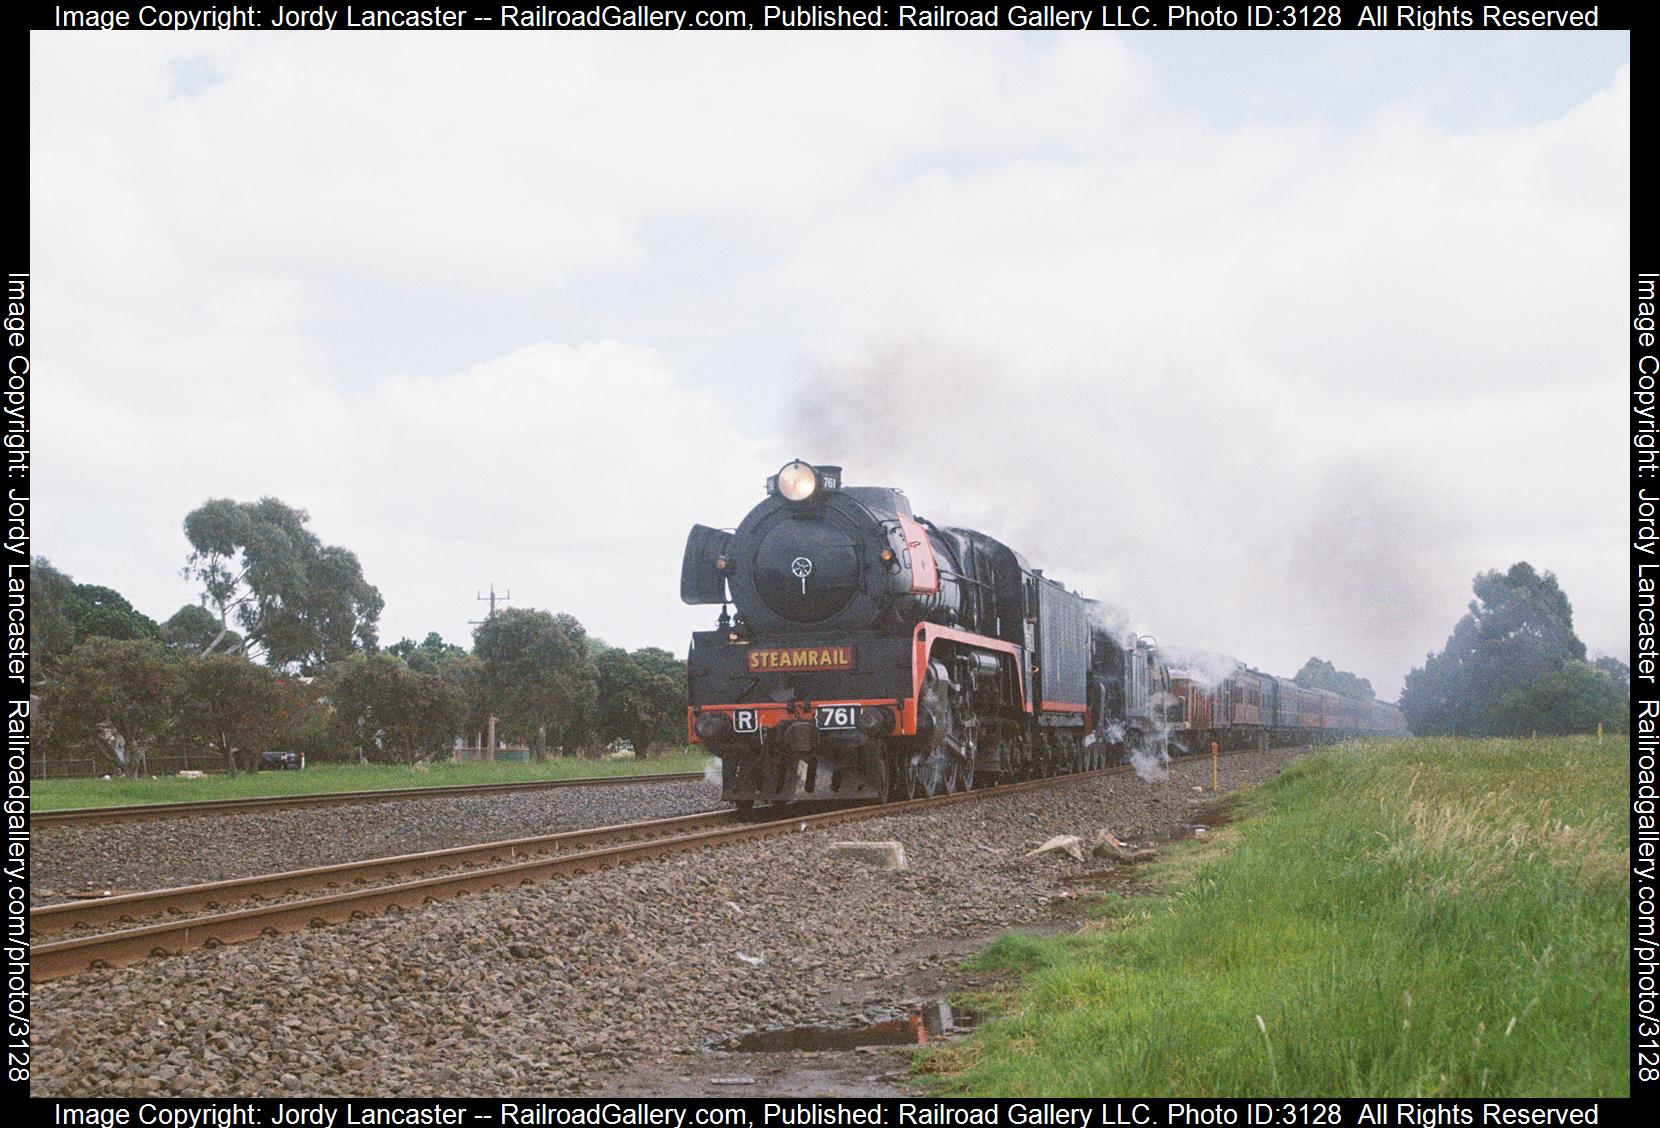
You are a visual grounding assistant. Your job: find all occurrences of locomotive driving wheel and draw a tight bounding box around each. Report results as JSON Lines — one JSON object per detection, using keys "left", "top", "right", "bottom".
{"left": 868, "top": 742, "right": 896, "bottom": 805}
{"left": 988, "top": 722, "right": 1019, "bottom": 785}
{"left": 906, "top": 747, "right": 951, "bottom": 798}
{"left": 909, "top": 663, "right": 956, "bottom": 798}
{"left": 884, "top": 750, "right": 902, "bottom": 803}
{"left": 952, "top": 716, "right": 980, "bottom": 792}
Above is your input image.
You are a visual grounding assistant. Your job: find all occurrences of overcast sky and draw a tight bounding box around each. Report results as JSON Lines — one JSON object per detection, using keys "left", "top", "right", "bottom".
{"left": 30, "top": 30, "right": 1629, "bottom": 697}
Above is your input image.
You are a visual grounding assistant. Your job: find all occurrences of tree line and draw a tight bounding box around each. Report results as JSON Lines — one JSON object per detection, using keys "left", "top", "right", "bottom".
{"left": 32, "top": 497, "right": 687, "bottom": 775}
{"left": 1292, "top": 657, "right": 1375, "bottom": 700}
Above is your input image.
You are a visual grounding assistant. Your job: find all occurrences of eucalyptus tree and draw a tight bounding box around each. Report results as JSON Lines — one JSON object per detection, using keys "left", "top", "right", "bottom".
{"left": 1402, "top": 562, "right": 1599, "bottom": 736}
{"left": 182, "top": 497, "right": 383, "bottom": 673}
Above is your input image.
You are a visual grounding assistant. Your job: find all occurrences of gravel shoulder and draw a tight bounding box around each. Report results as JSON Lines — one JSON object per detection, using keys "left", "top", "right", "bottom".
{"left": 30, "top": 779, "right": 724, "bottom": 903}
{"left": 31, "top": 747, "right": 1302, "bottom": 1097}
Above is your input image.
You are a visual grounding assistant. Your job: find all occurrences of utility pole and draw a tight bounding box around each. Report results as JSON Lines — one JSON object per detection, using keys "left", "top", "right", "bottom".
{"left": 474, "top": 583, "right": 511, "bottom": 622}
{"left": 469, "top": 583, "right": 512, "bottom": 762}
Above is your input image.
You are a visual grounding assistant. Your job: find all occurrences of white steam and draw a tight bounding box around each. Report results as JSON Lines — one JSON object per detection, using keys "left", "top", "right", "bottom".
{"left": 1086, "top": 601, "right": 1140, "bottom": 647}
{"left": 1128, "top": 729, "right": 1172, "bottom": 783}
{"left": 1159, "top": 644, "right": 1244, "bottom": 690}
{"left": 1088, "top": 601, "right": 1245, "bottom": 690}
{"left": 783, "top": 328, "right": 1592, "bottom": 698}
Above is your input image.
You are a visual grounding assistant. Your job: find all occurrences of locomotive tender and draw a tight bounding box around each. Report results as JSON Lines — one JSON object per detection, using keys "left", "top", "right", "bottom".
{"left": 681, "top": 461, "right": 1405, "bottom": 807}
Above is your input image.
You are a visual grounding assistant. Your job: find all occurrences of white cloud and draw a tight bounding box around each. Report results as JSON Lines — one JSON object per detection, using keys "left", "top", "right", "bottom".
{"left": 29, "top": 33, "right": 1628, "bottom": 693}
{"left": 346, "top": 340, "right": 767, "bottom": 648}
{"left": 778, "top": 63, "right": 1628, "bottom": 691}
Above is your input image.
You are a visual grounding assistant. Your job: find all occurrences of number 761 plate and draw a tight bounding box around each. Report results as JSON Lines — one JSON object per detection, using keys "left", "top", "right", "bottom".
{"left": 814, "top": 705, "right": 861, "bottom": 731}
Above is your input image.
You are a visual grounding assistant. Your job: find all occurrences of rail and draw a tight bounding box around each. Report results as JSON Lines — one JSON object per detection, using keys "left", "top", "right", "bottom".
{"left": 32, "top": 771, "right": 709, "bottom": 826}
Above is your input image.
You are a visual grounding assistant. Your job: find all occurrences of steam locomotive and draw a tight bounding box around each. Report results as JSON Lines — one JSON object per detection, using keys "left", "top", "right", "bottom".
{"left": 681, "top": 461, "right": 1406, "bottom": 807}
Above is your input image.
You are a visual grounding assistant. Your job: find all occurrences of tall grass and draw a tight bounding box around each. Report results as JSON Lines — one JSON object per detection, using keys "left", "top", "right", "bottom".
{"left": 931, "top": 737, "right": 1628, "bottom": 1097}
{"left": 31, "top": 750, "right": 710, "bottom": 810}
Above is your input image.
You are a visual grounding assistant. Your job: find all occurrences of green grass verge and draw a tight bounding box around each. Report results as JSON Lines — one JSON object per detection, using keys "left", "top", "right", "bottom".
{"left": 930, "top": 736, "right": 1629, "bottom": 1098}
{"left": 31, "top": 751, "right": 711, "bottom": 810}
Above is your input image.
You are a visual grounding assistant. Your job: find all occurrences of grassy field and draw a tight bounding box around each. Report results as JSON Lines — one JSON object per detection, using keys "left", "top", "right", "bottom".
{"left": 928, "top": 736, "right": 1628, "bottom": 1097}
{"left": 31, "top": 751, "right": 711, "bottom": 810}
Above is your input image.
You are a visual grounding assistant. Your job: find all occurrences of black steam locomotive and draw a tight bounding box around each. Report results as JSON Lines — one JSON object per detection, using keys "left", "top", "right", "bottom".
{"left": 681, "top": 461, "right": 1403, "bottom": 807}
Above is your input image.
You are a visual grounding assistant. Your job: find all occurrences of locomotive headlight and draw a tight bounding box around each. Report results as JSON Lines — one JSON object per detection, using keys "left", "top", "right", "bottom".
{"left": 856, "top": 706, "right": 895, "bottom": 735}
{"left": 694, "top": 712, "right": 732, "bottom": 741}
{"left": 776, "top": 460, "right": 818, "bottom": 502}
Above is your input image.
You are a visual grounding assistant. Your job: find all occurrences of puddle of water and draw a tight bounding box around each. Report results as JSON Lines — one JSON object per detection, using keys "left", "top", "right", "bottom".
{"left": 1144, "top": 802, "right": 1238, "bottom": 844}
{"left": 1059, "top": 869, "right": 1132, "bottom": 886}
{"left": 719, "top": 999, "right": 977, "bottom": 1052}
{"left": 1189, "top": 802, "right": 1236, "bottom": 827}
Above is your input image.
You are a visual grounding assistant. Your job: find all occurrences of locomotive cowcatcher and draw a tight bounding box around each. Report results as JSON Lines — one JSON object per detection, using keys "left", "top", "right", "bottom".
{"left": 680, "top": 460, "right": 1147, "bottom": 807}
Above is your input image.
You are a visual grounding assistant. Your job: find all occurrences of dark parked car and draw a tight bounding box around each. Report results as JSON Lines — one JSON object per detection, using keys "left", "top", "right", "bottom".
{"left": 260, "top": 749, "right": 305, "bottom": 771}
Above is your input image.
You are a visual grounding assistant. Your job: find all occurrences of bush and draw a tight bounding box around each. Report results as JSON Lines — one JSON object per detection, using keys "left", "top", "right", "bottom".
{"left": 326, "top": 653, "right": 467, "bottom": 765}
{"left": 38, "top": 637, "right": 178, "bottom": 777}
{"left": 172, "top": 652, "right": 291, "bottom": 774}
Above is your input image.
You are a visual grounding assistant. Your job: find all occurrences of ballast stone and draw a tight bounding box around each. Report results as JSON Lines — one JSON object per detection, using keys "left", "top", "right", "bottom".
{"left": 828, "top": 841, "right": 908, "bottom": 870}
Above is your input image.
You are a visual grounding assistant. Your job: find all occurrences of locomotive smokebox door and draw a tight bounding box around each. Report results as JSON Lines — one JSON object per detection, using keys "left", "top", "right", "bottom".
{"left": 680, "top": 524, "right": 734, "bottom": 605}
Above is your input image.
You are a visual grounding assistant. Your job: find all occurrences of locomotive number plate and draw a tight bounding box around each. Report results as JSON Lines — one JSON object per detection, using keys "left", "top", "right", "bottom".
{"left": 814, "top": 704, "right": 861, "bottom": 731}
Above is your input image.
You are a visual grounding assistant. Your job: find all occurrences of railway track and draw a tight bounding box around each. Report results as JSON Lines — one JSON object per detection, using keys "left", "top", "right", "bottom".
{"left": 32, "top": 747, "right": 1270, "bottom": 982}
{"left": 32, "top": 771, "right": 708, "bottom": 826}
{"left": 31, "top": 807, "right": 750, "bottom": 935}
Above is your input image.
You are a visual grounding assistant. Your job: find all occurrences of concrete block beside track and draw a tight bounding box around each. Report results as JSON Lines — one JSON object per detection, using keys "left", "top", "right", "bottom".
{"left": 827, "top": 841, "right": 908, "bottom": 870}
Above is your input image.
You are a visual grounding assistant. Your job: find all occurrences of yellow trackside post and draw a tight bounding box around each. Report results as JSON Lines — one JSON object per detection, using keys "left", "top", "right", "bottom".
{"left": 1598, "top": 721, "right": 1604, "bottom": 742}
{"left": 1211, "top": 741, "right": 1219, "bottom": 791}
